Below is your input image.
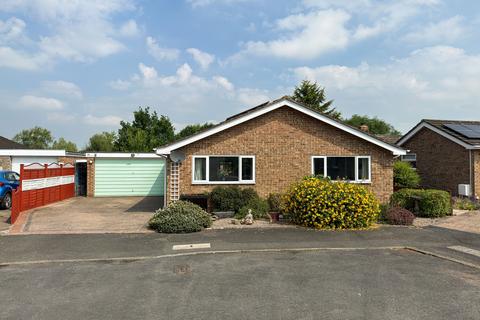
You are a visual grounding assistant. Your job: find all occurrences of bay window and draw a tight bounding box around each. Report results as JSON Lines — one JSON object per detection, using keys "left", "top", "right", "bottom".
{"left": 311, "top": 156, "right": 371, "bottom": 183}
{"left": 192, "top": 156, "right": 255, "bottom": 184}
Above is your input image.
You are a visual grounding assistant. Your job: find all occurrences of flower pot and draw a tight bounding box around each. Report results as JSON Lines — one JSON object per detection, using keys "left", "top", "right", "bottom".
{"left": 269, "top": 212, "right": 280, "bottom": 222}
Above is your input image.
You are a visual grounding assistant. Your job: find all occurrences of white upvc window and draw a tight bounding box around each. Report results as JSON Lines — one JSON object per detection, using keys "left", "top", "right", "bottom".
{"left": 311, "top": 156, "right": 371, "bottom": 183}
{"left": 401, "top": 153, "right": 417, "bottom": 169}
{"left": 192, "top": 155, "right": 255, "bottom": 184}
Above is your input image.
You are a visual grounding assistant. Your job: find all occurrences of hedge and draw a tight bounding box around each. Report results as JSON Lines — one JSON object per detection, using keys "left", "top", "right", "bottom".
{"left": 148, "top": 200, "right": 212, "bottom": 233}
{"left": 390, "top": 189, "right": 452, "bottom": 218}
{"left": 210, "top": 186, "right": 258, "bottom": 212}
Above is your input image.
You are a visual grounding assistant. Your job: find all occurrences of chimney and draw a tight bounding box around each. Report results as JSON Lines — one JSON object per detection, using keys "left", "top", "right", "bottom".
{"left": 360, "top": 125, "right": 369, "bottom": 132}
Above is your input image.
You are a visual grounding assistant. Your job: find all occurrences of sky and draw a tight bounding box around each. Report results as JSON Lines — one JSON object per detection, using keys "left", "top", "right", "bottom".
{"left": 1, "top": 0, "right": 480, "bottom": 148}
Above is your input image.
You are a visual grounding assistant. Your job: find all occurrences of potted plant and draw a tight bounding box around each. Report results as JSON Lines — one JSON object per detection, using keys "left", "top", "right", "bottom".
{"left": 267, "top": 193, "right": 282, "bottom": 222}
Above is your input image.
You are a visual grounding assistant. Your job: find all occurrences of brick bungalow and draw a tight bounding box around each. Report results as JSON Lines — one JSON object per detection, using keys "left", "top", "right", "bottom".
{"left": 156, "top": 96, "right": 406, "bottom": 204}
{"left": 397, "top": 120, "right": 480, "bottom": 198}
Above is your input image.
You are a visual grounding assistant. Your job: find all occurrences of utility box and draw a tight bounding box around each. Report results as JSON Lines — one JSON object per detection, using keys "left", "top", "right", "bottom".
{"left": 458, "top": 184, "right": 471, "bottom": 197}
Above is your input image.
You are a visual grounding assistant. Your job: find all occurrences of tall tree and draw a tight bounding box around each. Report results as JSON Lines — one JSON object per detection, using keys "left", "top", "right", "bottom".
{"left": 115, "top": 107, "right": 175, "bottom": 152}
{"left": 344, "top": 115, "right": 401, "bottom": 135}
{"left": 52, "top": 137, "right": 78, "bottom": 152}
{"left": 85, "top": 132, "right": 116, "bottom": 151}
{"left": 13, "top": 126, "right": 53, "bottom": 149}
{"left": 175, "top": 123, "right": 215, "bottom": 140}
{"left": 292, "top": 80, "right": 341, "bottom": 118}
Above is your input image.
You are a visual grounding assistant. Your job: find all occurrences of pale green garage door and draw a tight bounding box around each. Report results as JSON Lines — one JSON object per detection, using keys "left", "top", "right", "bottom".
{"left": 94, "top": 159, "right": 165, "bottom": 197}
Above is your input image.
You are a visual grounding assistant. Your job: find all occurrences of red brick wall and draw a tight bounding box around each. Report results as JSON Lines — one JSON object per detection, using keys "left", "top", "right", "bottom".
{"left": 403, "top": 127, "right": 470, "bottom": 195}
{"left": 87, "top": 158, "right": 95, "bottom": 197}
{"left": 171, "top": 106, "right": 395, "bottom": 203}
{"left": 474, "top": 150, "right": 480, "bottom": 199}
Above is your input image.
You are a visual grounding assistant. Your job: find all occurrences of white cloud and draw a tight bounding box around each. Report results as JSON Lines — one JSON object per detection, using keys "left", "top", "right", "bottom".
{"left": 241, "top": 9, "right": 351, "bottom": 59}
{"left": 109, "top": 79, "right": 131, "bottom": 90}
{"left": 403, "top": 16, "right": 466, "bottom": 44}
{"left": 146, "top": 36, "right": 179, "bottom": 61}
{"left": 83, "top": 114, "right": 122, "bottom": 126}
{"left": 19, "top": 95, "right": 64, "bottom": 110}
{"left": 187, "top": 48, "right": 215, "bottom": 69}
{"left": 47, "top": 112, "right": 75, "bottom": 122}
{"left": 293, "top": 46, "right": 480, "bottom": 131}
{"left": 138, "top": 62, "right": 158, "bottom": 81}
{"left": 41, "top": 80, "right": 83, "bottom": 99}
{"left": 0, "top": 0, "right": 136, "bottom": 65}
{"left": 213, "top": 76, "right": 234, "bottom": 91}
{"left": 0, "top": 17, "right": 26, "bottom": 44}
{"left": 187, "top": 0, "right": 251, "bottom": 8}
{"left": 236, "top": 88, "right": 270, "bottom": 106}
{"left": 119, "top": 19, "right": 139, "bottom": 37}
{"left": 0, "top": 46, "right": 47, "bottom": 70}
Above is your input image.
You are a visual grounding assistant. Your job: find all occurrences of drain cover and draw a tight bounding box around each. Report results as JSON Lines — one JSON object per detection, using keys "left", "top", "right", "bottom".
{"left": 174, "top": 264, "right": 191, "bottom": 275}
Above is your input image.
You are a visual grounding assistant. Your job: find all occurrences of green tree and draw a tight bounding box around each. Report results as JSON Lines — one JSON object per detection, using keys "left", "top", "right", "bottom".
{"left": 393, "top": 161, "right": 421, "bottom": 189}
{"left": 292, "top": 80, "right": 341, "bottom": 118}
{"left": 115, "top": 107, "right": 175, "bottom": 152}
{"left": 52, "top": 137, "right": 78, "bottom": 152}
{"left": 85, "top": 132, "right": 116, "bottom": 152}
{"left": 13, "top": 126, "right": 53, "bottom": 149}
{"left": 175, "top": 123, "right": 215, "bottom": 140}
{"left": 344, "top": 114, "right": 401, "bottom": 135}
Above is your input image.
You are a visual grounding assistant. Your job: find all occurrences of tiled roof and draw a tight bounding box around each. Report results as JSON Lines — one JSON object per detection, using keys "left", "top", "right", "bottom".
{"left": 0, "top": 136, "right": 25, "bottom": 149}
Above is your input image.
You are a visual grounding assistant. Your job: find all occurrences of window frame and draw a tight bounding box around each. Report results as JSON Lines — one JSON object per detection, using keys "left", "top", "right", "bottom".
{"left": 192, "top": 155, "right": 255, "bottom": 184}
{"left": 311, "top": 155, "right": 371, "bottom": 183}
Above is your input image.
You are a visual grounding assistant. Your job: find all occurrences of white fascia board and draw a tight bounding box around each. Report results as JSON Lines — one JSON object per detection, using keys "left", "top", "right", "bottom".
{"left": 397, "top": 122, "right": 477, "bottom": 149}
{"left": 156, "top": 99, "right": 407, "bottom": 156}
{"left": 85, "top": 152, "right": 161, "bottom": 158}
{"left": 0, "top": 149, "right": 67, "bottom": 156}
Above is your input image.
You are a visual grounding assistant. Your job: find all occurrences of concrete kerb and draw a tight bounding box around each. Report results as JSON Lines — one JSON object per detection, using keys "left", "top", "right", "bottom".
{"left": 1, "top": 246, "right": 478, "bottom": 270}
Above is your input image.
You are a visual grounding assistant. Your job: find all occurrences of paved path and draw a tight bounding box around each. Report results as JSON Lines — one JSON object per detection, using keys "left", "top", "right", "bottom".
{"left": 0, "top": 227, "right": 479, "bottom": 320}
{"left": 414, "top": 211, "right": 480, "bottom": 234}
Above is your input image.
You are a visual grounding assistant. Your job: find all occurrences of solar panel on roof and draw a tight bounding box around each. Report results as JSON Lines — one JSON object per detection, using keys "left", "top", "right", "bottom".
{"left": 444, "top": 123, "right": 480, "bottom": 139}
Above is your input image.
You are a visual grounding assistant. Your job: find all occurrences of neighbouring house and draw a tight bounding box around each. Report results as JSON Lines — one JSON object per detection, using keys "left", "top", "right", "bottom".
{"left": 397, "top": 119, "right": 480, "bottom": 198}
{"left": 156, "top": 96, "right": 406, "bottom": 204}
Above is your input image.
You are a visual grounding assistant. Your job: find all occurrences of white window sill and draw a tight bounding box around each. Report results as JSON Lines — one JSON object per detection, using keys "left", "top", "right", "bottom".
{"left": 192, "top": 181, "right": 256, "bottom": 185}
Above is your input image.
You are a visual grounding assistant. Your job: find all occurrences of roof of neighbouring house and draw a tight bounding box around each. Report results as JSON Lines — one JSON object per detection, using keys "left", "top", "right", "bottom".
{"left": 0, "top": 136, "right": 25, "bottom": 149}
{"left": 156, "top": 96, "right": 406, "bottom": 155}
{"left": 375, "top": 134, "right": 402, "bottom": 145}
{"left": 397, "top": 119, "right": 480, "bottom": 148}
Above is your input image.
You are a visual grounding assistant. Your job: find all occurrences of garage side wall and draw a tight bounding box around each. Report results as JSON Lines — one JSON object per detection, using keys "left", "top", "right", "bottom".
{"left": 474, "top": 150, "right": 480, "bottom": 199}
{"left": 0, "top": 156, "right": 11, "bottom": 171}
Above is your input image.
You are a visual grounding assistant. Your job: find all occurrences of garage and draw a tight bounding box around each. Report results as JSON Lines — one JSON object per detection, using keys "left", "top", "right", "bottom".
{"left": 93, "top": 155, "right": 165, "bottom": 197}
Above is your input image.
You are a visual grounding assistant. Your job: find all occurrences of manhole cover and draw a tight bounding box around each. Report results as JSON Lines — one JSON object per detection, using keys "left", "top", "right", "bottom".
{"left": 174, "top": 264, "right": 191, "bottom": 275}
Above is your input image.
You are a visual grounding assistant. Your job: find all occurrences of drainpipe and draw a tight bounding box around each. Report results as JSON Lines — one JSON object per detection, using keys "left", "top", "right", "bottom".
{"left": 469, "top": 150, "right": 473, "bottom": 198}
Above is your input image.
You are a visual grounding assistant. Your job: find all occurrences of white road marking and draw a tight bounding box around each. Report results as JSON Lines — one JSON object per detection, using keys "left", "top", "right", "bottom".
{"left": 172, "top": 243, "right": 211, "bottom": 250}
{"left": 447, "top": 246, "right": 480, "bottom": 258}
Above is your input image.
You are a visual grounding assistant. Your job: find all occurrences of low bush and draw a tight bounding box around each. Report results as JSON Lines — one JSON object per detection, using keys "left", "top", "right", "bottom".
{"left": 394, "top": 161, "right": 420, "bottom": 189}
{"left": 236, "top": 197, "right": 269, "bottom": 219}
{"left": 386, "top": 207, "right": 415, "bottom": 225}
{"left": 210, "top": 186, "right": 258, "bottom": 212}
{"left": 390, "top": 189, "right": 452, "bottom": 218}
{"left": 453, "top": 197, "right": 480, "bottom": 211}
{"left": 148, "top": 200, "right": 212, "bottom": 233}
{"left": 283, "top": 177, "right": 380, "bottom": 229}
{"left": 267, "top": 193, "right": 283, "bottom": 212}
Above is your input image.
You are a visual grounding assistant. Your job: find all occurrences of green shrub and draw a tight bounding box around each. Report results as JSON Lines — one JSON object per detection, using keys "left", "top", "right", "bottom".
{"left": 390, "top": 189, "right": 452, "bottom": 218}
{"left": 283, "top": 177, "right": 380, "bottom": 229}
{"left": 453, "top": 197, "right": 480, "bottom": 210}
{"left": 236, "top": 197, "right": 269, "bottom": 219}
{"left": 394, "top": 161, "right": 420, "bottom": 189}
{"left": 210, "top": 186, "right": 258, "bottom": 212}
{"left": 267, "top": 193, "right": 282, "bottom": 212}
{"left": 378, "top": 203, "right": 390, "bottom": 222}
{"left": 148, "top": 200, "right": 212, "bottom": 233}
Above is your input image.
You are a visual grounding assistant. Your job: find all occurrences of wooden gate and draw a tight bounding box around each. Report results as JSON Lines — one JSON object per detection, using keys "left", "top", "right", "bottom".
{"left": 10, "top": 163, "right": 75, "bottom": 224}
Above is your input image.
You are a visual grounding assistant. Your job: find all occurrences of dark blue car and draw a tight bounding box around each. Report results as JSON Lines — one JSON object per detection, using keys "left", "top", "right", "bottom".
{"left": 0, "top": 171, "right": 20, "bottom": 209}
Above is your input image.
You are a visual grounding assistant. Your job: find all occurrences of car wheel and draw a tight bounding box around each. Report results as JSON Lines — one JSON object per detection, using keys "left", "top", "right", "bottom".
{"left": 1, "top": 193, "right": 12, "bottom": 209}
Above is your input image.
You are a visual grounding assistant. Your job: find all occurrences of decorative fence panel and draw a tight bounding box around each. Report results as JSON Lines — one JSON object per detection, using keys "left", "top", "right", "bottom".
{"left": 10, "top": 163, "right": 75, "bottom": 224}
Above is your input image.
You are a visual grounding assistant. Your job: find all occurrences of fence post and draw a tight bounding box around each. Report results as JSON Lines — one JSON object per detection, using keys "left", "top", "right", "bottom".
{"left": 19, "top": 164, "right": 24, "bottom": 213}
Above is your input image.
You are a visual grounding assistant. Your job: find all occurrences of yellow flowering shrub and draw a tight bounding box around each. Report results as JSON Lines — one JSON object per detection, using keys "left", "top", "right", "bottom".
{"left": 283, "top": 177, "right": 380, "bottom": 229}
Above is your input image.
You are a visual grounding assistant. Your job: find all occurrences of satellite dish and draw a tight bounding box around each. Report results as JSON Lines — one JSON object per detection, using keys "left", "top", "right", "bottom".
{"left": 170, "top": 150, "right": 186, "bottom": 163}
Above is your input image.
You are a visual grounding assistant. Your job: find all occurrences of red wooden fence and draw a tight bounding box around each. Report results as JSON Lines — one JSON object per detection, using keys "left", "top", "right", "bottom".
{"left": 10, "top": 163, "right": 75, "bottom": 224}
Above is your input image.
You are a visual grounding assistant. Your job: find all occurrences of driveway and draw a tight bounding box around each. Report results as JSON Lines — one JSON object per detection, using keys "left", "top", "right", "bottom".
{"left": 10, "top": 197, "right": 163, "bottom": 234}
{"left": 414, "top": 210, "right": 480, "bottom": 234}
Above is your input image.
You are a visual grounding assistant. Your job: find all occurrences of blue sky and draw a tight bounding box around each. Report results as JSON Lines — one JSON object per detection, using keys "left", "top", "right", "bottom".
{"left": 1, "top": 0, "right": 480, "bottom": 147}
